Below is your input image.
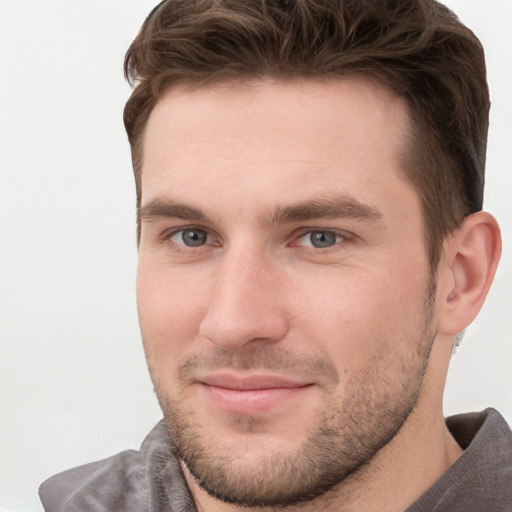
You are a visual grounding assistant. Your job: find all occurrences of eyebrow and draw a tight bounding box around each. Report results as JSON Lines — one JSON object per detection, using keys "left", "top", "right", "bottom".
{"left": 139, "top": 199, "right": 209, "bottom": 223}
{"left": 139, "top": 195, "right": 383, "bottom": 225}
{"left": 266, "top": 196, "right": 383, "bottom": 224}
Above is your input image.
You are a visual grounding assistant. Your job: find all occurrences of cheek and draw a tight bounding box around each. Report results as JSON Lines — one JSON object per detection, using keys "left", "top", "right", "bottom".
{"left": 137, "top": 263, "right": 209, "bottom": 360}
{"left": 289, "top": 265, "right": 430, "bottom": 371}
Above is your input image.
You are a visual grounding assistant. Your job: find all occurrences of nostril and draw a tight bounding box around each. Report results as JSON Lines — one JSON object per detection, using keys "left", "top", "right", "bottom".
{"left": 198, "top": 308, "right": 289, "bottom": 352}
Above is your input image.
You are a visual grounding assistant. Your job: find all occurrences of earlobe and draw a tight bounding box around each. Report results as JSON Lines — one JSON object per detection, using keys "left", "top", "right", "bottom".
{"left": 437, "top": 211, "right": 502, "bottom": 335}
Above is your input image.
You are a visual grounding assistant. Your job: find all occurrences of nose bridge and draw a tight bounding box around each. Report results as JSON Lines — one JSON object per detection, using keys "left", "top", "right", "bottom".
{"left": 199, "top": 241, "right": 289, "bottom": 351}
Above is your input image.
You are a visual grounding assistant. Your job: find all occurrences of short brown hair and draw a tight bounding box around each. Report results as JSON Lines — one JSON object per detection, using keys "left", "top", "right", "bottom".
{"left": 124, "top": 0, "right": 489, "bottom": 268}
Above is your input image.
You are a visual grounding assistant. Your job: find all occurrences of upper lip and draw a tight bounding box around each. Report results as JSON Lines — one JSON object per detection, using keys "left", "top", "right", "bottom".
{"left": 199, "top": 373, "right": 312, "bottom": 391}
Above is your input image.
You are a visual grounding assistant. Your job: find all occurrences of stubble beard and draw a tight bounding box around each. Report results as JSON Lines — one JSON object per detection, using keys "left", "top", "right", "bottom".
{"left": 149, "top": 287, "right": 437, "bottom": 508}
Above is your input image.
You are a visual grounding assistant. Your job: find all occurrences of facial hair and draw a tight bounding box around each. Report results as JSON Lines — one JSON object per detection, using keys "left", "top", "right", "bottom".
{"left": 149, "top": 286, "right": 437, "bottom": 508}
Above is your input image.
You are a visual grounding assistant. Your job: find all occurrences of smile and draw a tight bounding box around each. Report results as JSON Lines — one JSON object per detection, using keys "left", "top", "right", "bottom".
{"left": 198, "top": 374, "right": 313, "bottom": 414}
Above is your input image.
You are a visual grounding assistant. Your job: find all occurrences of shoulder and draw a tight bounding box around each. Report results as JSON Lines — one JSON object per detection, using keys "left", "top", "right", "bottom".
{"left": 39, "top": 449, "right": 148, "bottom": 512}
{"left": 408, "top": 408, "right": 512, "bottom": 512}
{"left": 38, "top": 421, "right": 174, "bottom": 512}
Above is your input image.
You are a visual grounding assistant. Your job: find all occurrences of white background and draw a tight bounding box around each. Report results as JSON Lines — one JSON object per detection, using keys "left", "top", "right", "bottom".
{"left": 0, "top": 1, "right": 511, "bottom": 510}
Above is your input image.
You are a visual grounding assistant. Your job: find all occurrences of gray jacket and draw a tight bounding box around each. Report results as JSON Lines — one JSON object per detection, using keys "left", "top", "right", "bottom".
{"left": 39, "top": 408, "right": 512, "bottom": 511}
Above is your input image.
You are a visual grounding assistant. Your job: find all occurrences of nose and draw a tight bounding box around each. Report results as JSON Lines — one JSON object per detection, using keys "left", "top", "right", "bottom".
{"left": 198, "top": 246, "right": 290, "bottom": 352}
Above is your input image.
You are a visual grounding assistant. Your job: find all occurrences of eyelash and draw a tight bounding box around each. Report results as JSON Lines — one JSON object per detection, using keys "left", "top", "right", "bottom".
{"left": 161, "top": 226, "right": 353, "bottom": 252}
{"left": 163, "top": 226, "right": 219, "bottom": 251}
{"left": 292, "top": 229, "right": 351, "bottom": 250}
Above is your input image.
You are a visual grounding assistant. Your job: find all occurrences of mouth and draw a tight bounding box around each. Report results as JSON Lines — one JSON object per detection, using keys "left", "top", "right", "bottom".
{"left": 198, "top": 373, "right": 314, "bottom": 414}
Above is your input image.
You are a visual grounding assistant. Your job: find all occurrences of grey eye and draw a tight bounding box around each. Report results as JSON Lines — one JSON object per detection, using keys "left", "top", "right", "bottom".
{"left": 308, "top": 231, "right": 339, "bottom": 248}
{"left": 172, "top": 229, "right": 208, "bottom": 247}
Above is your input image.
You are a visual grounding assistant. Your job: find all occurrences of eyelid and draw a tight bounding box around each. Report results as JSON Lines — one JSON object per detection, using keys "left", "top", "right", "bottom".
{"left": 170, "top": 228, "right": 208, "bottom": 246}
{"left": 161, "top": 225, "right": 221, "bottom": 247}
{"left": 158, "top": 224, "right": 354, "bottom": 250}
{"left": 290, "top": 227, "right": 354, "bottom": 248}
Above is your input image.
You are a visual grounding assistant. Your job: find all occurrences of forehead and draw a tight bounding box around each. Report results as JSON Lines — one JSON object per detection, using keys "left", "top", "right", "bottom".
{"left": 141, "top": 78, "right": 414, "bottom": 214}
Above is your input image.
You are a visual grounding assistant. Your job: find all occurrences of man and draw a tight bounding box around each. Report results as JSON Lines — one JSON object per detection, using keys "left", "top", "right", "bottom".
{"left": 39, "top": 0, "right": 511, "bottom": 510}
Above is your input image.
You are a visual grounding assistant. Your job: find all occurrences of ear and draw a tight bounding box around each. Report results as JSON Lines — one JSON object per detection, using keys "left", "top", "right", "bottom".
{"left": 436, "top": 211, "right": 502, "bottom": 335}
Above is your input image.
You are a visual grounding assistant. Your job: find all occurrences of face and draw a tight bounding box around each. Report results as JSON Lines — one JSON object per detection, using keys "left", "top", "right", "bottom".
{"left": 137, "top": 79, "right": 437, "bottom": 507}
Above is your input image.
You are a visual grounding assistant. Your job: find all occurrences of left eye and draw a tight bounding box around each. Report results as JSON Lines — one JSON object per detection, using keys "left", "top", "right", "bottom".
{"left": 170, "top": 228, "right": 209, "bottom": 247}
{"left": 296, "top": 230, "right": 345, "bottom": 249}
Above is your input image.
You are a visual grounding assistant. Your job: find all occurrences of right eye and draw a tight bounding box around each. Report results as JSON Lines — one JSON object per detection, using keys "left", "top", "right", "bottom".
{"left": 170, "top": 228, "right": 210, "bottom": 247}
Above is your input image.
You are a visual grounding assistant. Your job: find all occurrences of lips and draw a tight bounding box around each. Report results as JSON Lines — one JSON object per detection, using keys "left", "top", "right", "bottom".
{"left": 198, "top": 373, "right": 313, "bottom": 414}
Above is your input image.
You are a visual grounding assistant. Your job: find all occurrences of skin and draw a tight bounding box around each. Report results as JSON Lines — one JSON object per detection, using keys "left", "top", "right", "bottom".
{"left": 136, "top": 78, "right": 500, "bottom": 511}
